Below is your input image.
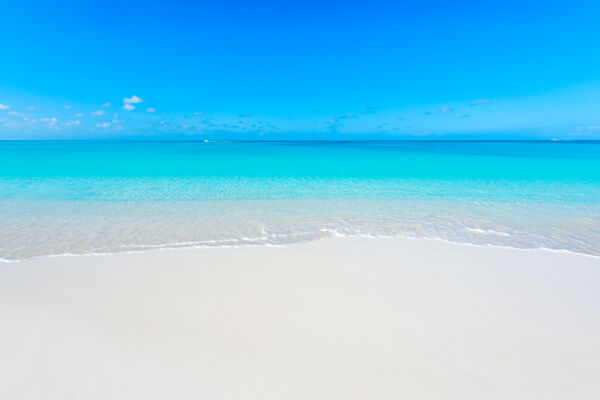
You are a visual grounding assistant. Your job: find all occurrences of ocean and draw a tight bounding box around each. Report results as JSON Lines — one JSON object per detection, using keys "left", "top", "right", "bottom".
{"left": 1, "top": 140, "right": 599, "bottom": 260}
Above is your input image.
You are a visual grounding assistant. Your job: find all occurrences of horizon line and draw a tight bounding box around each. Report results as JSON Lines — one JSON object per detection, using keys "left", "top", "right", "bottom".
{"left": 0, "top": 139, "right": 598, "bottom": 143}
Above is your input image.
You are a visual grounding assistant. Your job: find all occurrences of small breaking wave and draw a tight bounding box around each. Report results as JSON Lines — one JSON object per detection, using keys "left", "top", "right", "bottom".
{"left": 2, "top": 219, "right": 599, "bottom": 263}
{"left": 465, "top": 227, "right": 511, "bottom": 237}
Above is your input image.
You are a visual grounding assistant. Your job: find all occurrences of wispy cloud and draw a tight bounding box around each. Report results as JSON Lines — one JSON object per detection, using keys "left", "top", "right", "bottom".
{"left": 61, "top": 105, "right": 71, "bottom": 109}
{"left": 326, "top": 119, "right": 342, "bottom": 130}
{"left": 91, "top": 110, "right": 106, "bottom": 116}
{"left": 0, "top": 104, "right": 10, "bottom": 110}
{"left": 146, "top": 107, "right": 156, "bottom": 113}
{"left": 96, "top": 122, "right": 111, "bottom": 128}
{"left": 65, "top": 120, "right": 81, "bottom": 126}
{"left": 471, "top": 99, "right": 490, "bottom": 105}
{"left": 123, "top": 104, "right": 135, "bottom": 111}
{"left": 440, "top": 107, "right": 454, "bottom": 113}
{"left": 335, "top": 113, "right": 356, "bottom": 120}
{"left": 40, "top": 117, "right": 58, "bottom": 126}
{"left": 361, "top": 106, "right": 380, "bottom": 114}
{"left": 574, "top": 125, "right": 600, "bottom": 136}
{"left": 123, "top": 95, "right": 143, "bottom": 104}
{"left": 102, "top": 102, "right": 112, "bottom": 107}
{"left": 75, "top": 113, "right": 84, "bottom": 117}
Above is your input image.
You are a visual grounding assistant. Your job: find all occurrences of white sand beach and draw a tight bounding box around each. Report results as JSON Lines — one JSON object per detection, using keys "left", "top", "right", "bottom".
{"left": 1, "top": 237, "right": 599, "bottom": 399}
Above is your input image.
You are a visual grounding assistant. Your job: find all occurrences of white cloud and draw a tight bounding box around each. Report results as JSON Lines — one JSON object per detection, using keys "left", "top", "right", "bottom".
{"left": 102, "top": 102, "right": 112, "bottom": 107}
{"left": 96, "top": 122, "right": 111, "bottom": 128}
{"left": 123, "top": 95, "right": 143, "bottom": 104}
{"left": 123, "top": 104, "right": 135, "bottom": 111}
{"left": 8, "top": 111, "right": 19, "bottom": 116}
{"left": 91, "top": 110, "right": 106, "bottom": 116}
{"left": 146, "top": 107, "right": 156, "bottom": 113}
{"left": 65, "top": 120, "right": 81, "bottom": 126}
{"left": 61, "top": 105, "right": 71, "bottom": 109}
{"left": 575, "top": 125, "right": 600, "bottom": 135}
{"left": 75, "top": 113, "right": 84, "bottom": 117}
{"left": 38, "top": 117, "right": 58, "bottom": 126}
{"left": 27, "top": 106, "right": 35, "bottom": 111}
{"left": 471, "top": 99, "right": 490, "bottom": 105}
{"left": 0, "top": 104, "right": 10, "bottom": 110}
{"left": 440, "top": 107, "right": 454, "bottom": 113}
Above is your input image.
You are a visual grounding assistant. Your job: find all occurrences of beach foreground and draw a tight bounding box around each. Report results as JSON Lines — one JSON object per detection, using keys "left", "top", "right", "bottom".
{"left": 1, "top": 238, "right": 599, "bottom": 399}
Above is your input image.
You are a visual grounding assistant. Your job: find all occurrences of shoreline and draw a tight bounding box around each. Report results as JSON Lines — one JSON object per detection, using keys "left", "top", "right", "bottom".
{"left": 2, "top": 236, "right": 599, "bottom": 399}
{"left": 2, "top": 234, "right": 599, "bottom": 264}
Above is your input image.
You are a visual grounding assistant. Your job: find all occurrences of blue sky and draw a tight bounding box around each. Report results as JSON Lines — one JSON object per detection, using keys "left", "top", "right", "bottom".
{"left": 0, "top": 0, "right": 599, "bottom": 139}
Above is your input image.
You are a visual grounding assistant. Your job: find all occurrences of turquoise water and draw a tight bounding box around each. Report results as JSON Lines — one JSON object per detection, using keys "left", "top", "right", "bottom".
{"left": 1, "top": 140, "right": 599, "bottom": 260}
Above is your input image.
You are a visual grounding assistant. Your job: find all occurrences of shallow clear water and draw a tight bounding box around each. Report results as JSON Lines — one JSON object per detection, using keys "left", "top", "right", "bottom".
{"left": 1, "top": 140, "right": 599, "bottom": 260}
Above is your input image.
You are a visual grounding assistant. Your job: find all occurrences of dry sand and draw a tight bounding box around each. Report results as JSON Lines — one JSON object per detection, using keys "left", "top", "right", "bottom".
{"left": 1, "top": 237, "right": 599, "bottom": 399}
